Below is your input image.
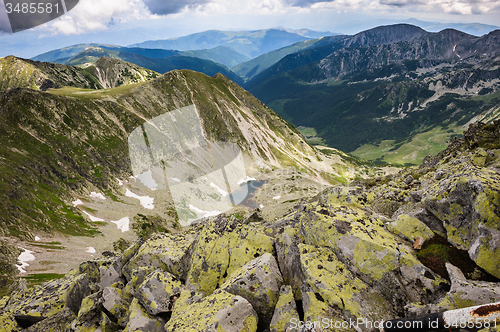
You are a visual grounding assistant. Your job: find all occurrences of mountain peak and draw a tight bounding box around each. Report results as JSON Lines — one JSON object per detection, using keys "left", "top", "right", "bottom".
{"left": 345, "top": 23, "right": 426, "bottom": 47}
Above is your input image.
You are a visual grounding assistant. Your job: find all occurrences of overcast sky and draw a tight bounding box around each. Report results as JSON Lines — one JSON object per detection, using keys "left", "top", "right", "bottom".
{"left": 0, "top": 0, "right": 499, "bottom": 58}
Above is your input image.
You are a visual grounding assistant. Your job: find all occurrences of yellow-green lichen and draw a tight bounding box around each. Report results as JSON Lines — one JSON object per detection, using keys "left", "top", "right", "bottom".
{"left": 387, "top": 214, "right": 435, "bottom": 242}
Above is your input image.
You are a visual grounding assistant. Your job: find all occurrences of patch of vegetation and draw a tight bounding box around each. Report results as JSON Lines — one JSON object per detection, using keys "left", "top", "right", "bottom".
{"left": 21, "top": 273, "right": 65, "bottom": 288}
{"left": 113, "top": 238, "right": 132, "bottom": 252}
{"left": 132, "top": 214, "right": 172, "bottom": 239}
{"left": 417, "top": 235, "right": 499, "bottom": 282}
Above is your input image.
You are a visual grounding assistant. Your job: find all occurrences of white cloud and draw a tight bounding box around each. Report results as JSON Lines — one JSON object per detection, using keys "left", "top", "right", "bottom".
{"left": 50, "top": 0, "right": 153, "bottom": 35}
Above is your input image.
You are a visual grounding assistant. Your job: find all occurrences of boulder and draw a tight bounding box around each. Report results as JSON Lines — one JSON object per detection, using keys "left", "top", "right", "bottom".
{"left": 299, "top": 244, "right": 394, "bottom": 324}
{"left": 406, "top": 263, "right": 500, "bottom": 317}
{"left": 8, "top": 273, "right": 90, "bottom": 328}
{"left": 220, "top": 253, "right": 283, "bottom": 326}
{"left": 438, "top": 263, "right": 500, "bottom": 310}
{"left": 270, "top": 285, "right": 300, "bottom": 332}
{"left": 422, "top": 167, "right": 500, "bottom": 278}
{"left": 23, "top": 307, "right": 76, "bottom": 332}
{"left": 122, "top": 232, "right": 196, "bottom": 282}
{"left": 165, "top": 290, "right": 258, "bottom": 331}
{"left": 186, "top": 216, "right": 273, "bottom": 296}
{"left": 298, "top": 196, "right": 448, "bottom": 312}
{"left": 123, "top": 298, "right": 165, "bottom": 332}
{"left": 102, "top": 282, "right": 133, "bottom": 328}
{"left": 0, "top": 313, "right": 19, "bottom": 332}
{"left": 275, "top": 226, "right": 305, "bottom": 300}
{"left": 387, "top": 214, "right": 435, "bottom": 243}
{"left": 135, "top": 269, "right": 183, "bottom": 315}
{"left": 71, "top": 291, "right": 105, "bottom": 331}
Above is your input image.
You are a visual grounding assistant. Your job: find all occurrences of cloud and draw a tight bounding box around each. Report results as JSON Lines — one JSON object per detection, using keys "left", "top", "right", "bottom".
{"left": 49, "top": 0, "right": 152, "bottom": 35}
{"left": 378, "top": 0, "right": 500, "bottom": 14}
{"left": 142, "top": 0, "right": 212, "bottom": 15}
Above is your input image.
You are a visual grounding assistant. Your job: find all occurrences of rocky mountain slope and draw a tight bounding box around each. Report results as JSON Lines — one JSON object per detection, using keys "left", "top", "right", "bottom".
{"left": 0, "top": 57, "right": 385, "bottom": 293}
{"left": 85, "top": 57, "right": 159, "bottom": 89}
{"left": 1, "top": 120, "right": 498, "bottom": 331}
{"left": 247, "top": 24, "right": 500, "bottom": 164}
{"left": 60, "top": 47, "right": 244, "bottom": 85}
{"left": 0, "top": 56, "right": 102, "bottom": 91}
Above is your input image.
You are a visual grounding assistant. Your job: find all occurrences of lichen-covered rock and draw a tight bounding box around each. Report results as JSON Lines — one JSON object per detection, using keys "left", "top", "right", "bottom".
{"left": 122, "top": 232, "right": 196, "bottom": 282}
{"left": 23, "top": 307, "right": 76, "bottom": 332}
{"left": 392, "top": 202, "right": 446, "bottom": 235}
{"left": 422, "top": 168, "right": 500, "bottom": 278}
{"left": 126, "top": 266, "right": 158, "bottom": 294}
{"left": 7, "top": 273, "right": 90, "bottom": 327}
{"left": 135, "top": 269, "right": 182, "bottom": 315}
{"left": 270, "top": 285, "right": 299, "bottom": 332}
{"left": 221, "top": 253, "right": 283, "bottom": 326}
{"left": 186, "top": 216, "right": 273, "bottom": 296}
{"left": 387, "top": 214, "right": 435, "bottom": 242}
{"left": 123, "top": 298, "right": 165, "bottom": 332}
{"left": 165, "top": 290, "right": 258, "bottom": 332}
{"left": 407, "top": 263, "right": 500, "bottom": 317}
{"left": 99, "top": 255, "right": 125, "bottom": 289}
{"left": 71, "top": 291, "right": 105, "bottom": 331}
{"left": 297, "top": 196, "right": 448, "bottom": 313}
{"left": 300, "top": 283, "right": 351, "bottom": 332}
{"left": 0, "top": 313, "right": 19, "bottom": 332}
{"left": 103, "top": 282, "right": 132, "bottom": 327}
{"left": 438, "top": 263, "right": 500, "bottom": 310}
{"left": 299, "top": 244, "right": 394, "bottom": 324}
{"left": 275, "top": 226, "right": 305, "bottom": 300}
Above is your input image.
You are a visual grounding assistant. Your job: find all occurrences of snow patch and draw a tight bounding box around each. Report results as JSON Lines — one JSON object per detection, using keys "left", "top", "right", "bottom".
{"left": 35, "top": 236, "right": 40, "bottom": 241}
{"left": 117, "top": 178, "right": 124, "bottom": 186}
{"left": 86, "top": 247, "right": 96, "bottom": 254}
{"left": 171, "top": 177, "right": 181, "bottom": 183}
{"left": 16, "top": 248, "right": 35, "bottom": 273}
{"left": 83, "top": 211, "right": 104, "bottom": 222}
{"left": 111, "top": 217, "right": 130, "bottom": 232}
{"left": 90, "top": 192, "right": 106, "bottom": 200}
{"left": 259, "top": 204, "right": 264, "bottom": 208}
{"left": 189, "top": 204, "right": 221, "bottom": 218}
{"left": 273, "top": 195, "right": 281, "bottom": 200}
{"left": 72, "top": 199, "right": 83, "bottom": 207}
{"left": 125, "top": 188, "right": 154, "bottom": 209}
{"left": 238, "top": 176, "right": 257, "bottom": 185}
{"left": 210, "top": 182, "right": 228, "bottom": 196}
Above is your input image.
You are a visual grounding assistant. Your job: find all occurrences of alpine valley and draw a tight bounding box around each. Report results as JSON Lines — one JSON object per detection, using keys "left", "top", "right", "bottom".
{"left": 0, "top": 23, "right": 499, "bottom": 332}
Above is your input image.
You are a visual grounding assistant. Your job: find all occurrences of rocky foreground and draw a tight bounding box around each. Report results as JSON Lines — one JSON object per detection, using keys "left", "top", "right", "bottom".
{"left": 1, "top": 121, "right": 500, "bottom": 331}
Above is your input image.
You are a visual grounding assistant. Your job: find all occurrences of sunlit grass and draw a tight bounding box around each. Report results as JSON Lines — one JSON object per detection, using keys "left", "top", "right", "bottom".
{"left": 48, "top": 82, "right": 147, "bottom": 100}
{"left": 351, "top": 125, "right": 464, "bottom": 165}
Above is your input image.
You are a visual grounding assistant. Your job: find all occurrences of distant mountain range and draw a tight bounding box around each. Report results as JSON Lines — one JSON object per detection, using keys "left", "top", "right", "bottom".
{"left": 246, "top": 24, "right": 500, "bottom": 164}
{"left": 20, "top": 23, "right": 500, "bottom": 165}
{"left": 129, "top": 28, "right": 336, "bottom": 58}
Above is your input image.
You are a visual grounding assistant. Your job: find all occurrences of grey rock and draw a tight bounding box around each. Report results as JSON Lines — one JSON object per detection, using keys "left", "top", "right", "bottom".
{"left": 123, "top": 298, "right": 165, "bottom": 332}
{"left": 275, "top": 230, "right": 305, "bottom": 300}
{"left": 221, "top": 253, "right": 283, "bottom": 326}
{"left": 270, "top": 285, "right": 300, "bottom": 332}
{"left": 135, "top": 269, "right": 183, "bottom": 315}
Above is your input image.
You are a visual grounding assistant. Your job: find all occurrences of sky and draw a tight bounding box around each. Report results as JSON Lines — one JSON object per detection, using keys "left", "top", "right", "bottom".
{"left": 0, "top": 0, "right": 499, "bottom": 58}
